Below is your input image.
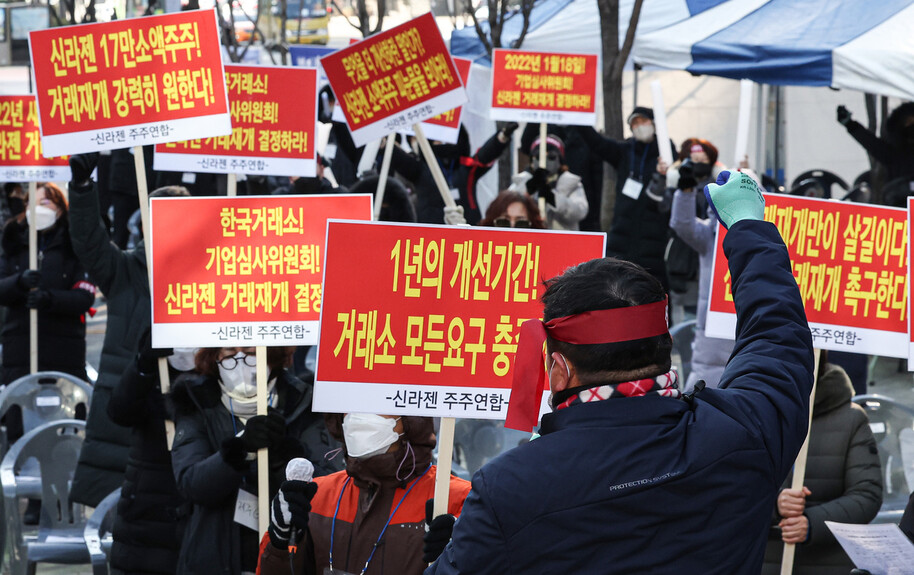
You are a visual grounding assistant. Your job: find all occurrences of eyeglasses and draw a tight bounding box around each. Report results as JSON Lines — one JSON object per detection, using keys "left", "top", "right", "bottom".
{"left": 219, "top": 353, "right": 256, "bottom": 369}
{"left": 494, "top": 218, "right": 532, "bottom": 228}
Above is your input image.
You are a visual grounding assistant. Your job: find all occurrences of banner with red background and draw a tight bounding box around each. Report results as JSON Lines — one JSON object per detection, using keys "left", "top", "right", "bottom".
{"left": 0, "top": 95, "right": 70, "bottom": 182}
{"left": 149, "top": 195, "right": 372, "bottom": 348}
{"left": 154, "top": 65, "right": 318, "bottom": 177}
{"left": 490, "top": 49, "right": 598, "bottom": 125}
{"left": 314, "top": 221, "right": 605, "bottom": 418}
{"left": 320, "top": 12, "right": 466, "bottom": 147}
{"left": 707, "top": 193, "right": 907, "bottom": 358}
{"left": 29, "top": 9, "right": 230, "bottom": 157}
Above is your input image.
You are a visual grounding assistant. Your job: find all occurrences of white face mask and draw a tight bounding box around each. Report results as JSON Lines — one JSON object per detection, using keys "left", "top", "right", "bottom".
{"left": 342, "top": 413, "right": 401, "bottom": 459}
{"left": 27, "top": 205, "right": 58, "bottom": 231}
{"left": 168, "top": 348, "right": 198, "bottom": 372}
{"left": 632, "top": 124, "right": 655, "bottom": 143}
{"left": 218, "top": 353, "right": 257, "bottom": 399}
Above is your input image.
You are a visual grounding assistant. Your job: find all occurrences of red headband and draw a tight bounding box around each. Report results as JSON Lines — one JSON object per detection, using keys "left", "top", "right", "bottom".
{"left": 504, "top": 298, "right": 669, "bottom": 432}
{"left": 690, "top": 143, "right": 704, "bottom": 154}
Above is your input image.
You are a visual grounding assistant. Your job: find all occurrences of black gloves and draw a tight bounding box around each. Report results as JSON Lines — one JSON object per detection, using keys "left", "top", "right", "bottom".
{"left": 678, "top": 173, "right": 698, "bottom": 191}
{"left": 221, "top": 412, "right": 286, "bottom": 470}
{"left": 424, "top": 498, "right": 456, "bottom": 564}
{"left": 18, "top": 270, "right": 41, "bottom": 290}
{"left": 26, "top": 290, "right": 52, "bottom": 310}
{"left": 268, "top": 480, "right": 318, "bottom": 549}
{"left": 837, "top": 105, "right": 852, "bottom": 126}
{"left": 501, "top": 122, "right": 519, "bottom": 139}
{"left": 242, "top": 411, "right": 286, "bottom": 452}
{"left": 69, "top": 153, "right": 99, "bottom": 186}
{"left": 528, "top": 168, "right": 556, "bottom": 206}
{"left": 135, "top": 329, "right": 172, "bottom": 376}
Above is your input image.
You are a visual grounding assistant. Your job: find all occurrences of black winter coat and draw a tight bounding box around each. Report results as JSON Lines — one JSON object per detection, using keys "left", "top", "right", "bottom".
{"left": 171, "top": 371, "right": 343, "bottom": 575}
{"left": 427, "top": 221, "right": 814, "bottom": 574}
{"left": 107, "top": 361, "right": 186, "bottom": 575}
{"left": 392, "top": 133, "right": 508, "bottom": 225}
{"left": 0, "top": 216, "right": 94, "bottom": 383}
{"left": 575, "top": 126, "right": 676, "bottom": 286}
{"left": 68, "top": 180, "right": 150, "bottom": 507}
{"left": 762, "top": 364, "right": 882, "bottom": 575}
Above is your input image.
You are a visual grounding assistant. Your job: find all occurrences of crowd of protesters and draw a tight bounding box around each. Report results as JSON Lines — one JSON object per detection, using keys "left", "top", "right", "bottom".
{"left": 0, "top": 98, "right": 911, "bottom": 575}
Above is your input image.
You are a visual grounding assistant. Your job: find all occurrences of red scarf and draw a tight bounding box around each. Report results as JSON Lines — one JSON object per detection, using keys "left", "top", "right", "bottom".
{"left": 555, "top": 370, "right": 680, "bottom": 411}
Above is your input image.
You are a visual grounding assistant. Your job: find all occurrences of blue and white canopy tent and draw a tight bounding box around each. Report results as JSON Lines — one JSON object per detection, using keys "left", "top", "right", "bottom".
{"left": 450, "top": 0, "right": 914, "bottom": 209}
{"left": 631, "top": 0, "right": 914, "bottom": 101}
{"left": 452, "top": 0, "right": 914, "bottom": 100}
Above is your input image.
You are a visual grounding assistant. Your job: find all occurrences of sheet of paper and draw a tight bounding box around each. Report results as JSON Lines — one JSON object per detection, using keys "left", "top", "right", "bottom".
{"left": 826, "top": 521, "right": 914, "bottom": 575}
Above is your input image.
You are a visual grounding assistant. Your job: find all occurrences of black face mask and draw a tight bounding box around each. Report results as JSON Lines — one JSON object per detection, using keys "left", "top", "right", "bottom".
{"left": 692, "top": 162, "right": 712, "bottom": 179}
{"left": 7, "top": 197, "right": 24, "bottom": 216}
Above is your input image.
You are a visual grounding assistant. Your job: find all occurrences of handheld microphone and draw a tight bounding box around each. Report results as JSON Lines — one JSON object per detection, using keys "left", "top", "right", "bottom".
{"left": 285, "top": 458, "right": 314, "bottom": 556}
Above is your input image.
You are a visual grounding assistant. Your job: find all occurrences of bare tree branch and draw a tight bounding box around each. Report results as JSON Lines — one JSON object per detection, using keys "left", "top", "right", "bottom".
{"left": 467, "top": 0, "right": 493, "bottom": 54}
{"left": 371, "top": 0, "right": 386, "bottom": 35}
{"left": 512, "top": 0, "right": 534, "bottom": 48}
{"left": 488, "top": 0, "right": 500, "bottom": 49}
{"left": 330, "top": 0, "right": 364, "bottom": 32}
{"left": 610, "top": 0, "right": 643, "bottom": 80}
{"left": 495, "top": 0, "right": 509, "bottom": 48}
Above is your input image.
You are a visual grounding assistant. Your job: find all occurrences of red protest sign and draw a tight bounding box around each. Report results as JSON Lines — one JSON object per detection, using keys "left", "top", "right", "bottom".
{"left": 29, "top": 9, "right": 231, "bottom": 157}
{"left": 707, "top": 193, "right": 907, "bottom": 358}
{"left": 149, "top": 195, "right": 373, "bottom": 348}
{"left": 490, "top": 49, "right": 598, "bottom": 125}
{"left": 417, "top": 57, "right": 472, "bottom": 144}
{"left": 320, "top": 12, "right": 467, "bottom": 147}
{"left": 0, "top": 95, "right": 70, "bottom": 182}
{"left": 907, "top": 197, "right": 914, "bottom": 365}
{"left": 314, "top": 222, "right": 605, "bottom": 418}
{"left": 154, "top": 65, "right": 318, "bottom": 177}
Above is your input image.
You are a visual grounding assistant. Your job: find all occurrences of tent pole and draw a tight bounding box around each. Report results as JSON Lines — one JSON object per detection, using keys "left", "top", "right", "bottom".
{"left": 755, "top": 84, "right": 765, "bottom": 175}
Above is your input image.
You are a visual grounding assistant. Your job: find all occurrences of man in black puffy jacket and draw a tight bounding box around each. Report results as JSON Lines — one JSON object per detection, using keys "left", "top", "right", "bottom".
{"left": 572, "top": 107, "right": 677, "bottom": 291}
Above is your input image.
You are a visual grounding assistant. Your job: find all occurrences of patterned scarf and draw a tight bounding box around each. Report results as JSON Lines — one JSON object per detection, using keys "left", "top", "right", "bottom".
{"left": 555, "top": 370, "right": 681, "bottom": 411}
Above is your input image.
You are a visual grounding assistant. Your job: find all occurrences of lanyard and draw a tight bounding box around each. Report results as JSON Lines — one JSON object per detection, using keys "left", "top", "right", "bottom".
{"left": 329, "top": 463, "right": 432, "bottom": 575}
{"left": 628, "top": 143, "right": 650, "bottom": 181}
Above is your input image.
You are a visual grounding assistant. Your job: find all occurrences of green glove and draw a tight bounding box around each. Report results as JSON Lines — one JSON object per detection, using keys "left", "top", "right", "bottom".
{"left": 703, "top": 170, "right": 765, "bottom": 230}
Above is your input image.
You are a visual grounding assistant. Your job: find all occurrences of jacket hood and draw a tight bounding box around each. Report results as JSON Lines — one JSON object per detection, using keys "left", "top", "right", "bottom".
{"left": 324, "top": 414, "right": 436, "bottom": 489}
{"left": 133, "top": 238, "right": 147, "bottom": 266}
{"left": 2, "top": 215, "right": 71, "bottom": 256}
{"left": 813, "top": 363, "right": 854, "bottom": 417}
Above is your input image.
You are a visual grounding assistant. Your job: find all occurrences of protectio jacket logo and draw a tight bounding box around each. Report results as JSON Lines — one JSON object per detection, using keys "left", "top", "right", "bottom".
{"left": 609, "top": 470, "right": 682, "bottom": 492}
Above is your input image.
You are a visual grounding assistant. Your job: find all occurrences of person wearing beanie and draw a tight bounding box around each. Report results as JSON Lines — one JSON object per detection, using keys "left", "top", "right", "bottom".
{"left": 507, "top": 134, "right": 588, "bottom": 230}
{"left": 570, "top": 107, "right": 677, "bottom": 292}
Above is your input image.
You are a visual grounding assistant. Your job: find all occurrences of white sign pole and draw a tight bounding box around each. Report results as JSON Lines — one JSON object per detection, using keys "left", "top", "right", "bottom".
{"left": 374, "top": 136, "right": 397, "bottom": 220}
{"left": 650, "top": 81, "right": 674, "bottom": 167}
{"left": 734, "top": 80, "right": 754, "bottom": 167}
{"left": 780, "top": 347, "right": 822, "bottom": 575}
{"left": 413, "top": 123, "right": 457, "bottom": 209}
{"left": 28, "top": 181, "right": 37, "bottom": 374}
{"left": 432, "top": 417, "right": 456, "bottom": 520}
{"left": 227, "top": 173, "right": 237, "bottom": 197}
{"left": 135, "top": 146, "right": 175, "bottom": 449}
{"left": 256, "top": 346, "right": 269, "bottom": 537}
